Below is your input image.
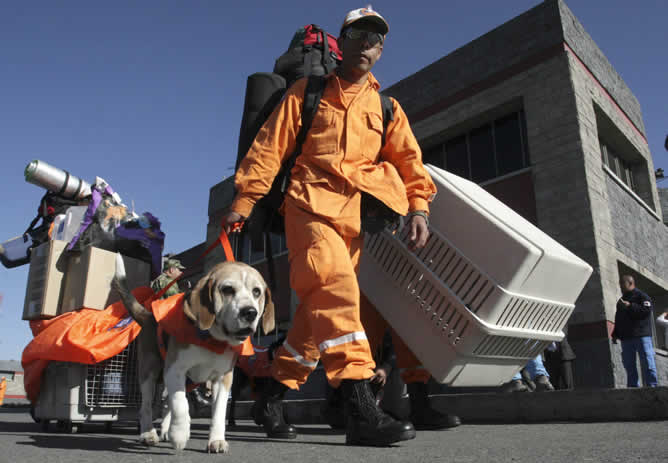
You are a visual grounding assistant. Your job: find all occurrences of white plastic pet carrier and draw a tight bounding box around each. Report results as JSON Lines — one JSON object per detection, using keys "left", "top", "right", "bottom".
{"left": 359, "top": 164, "right": 592, "bottom": 386}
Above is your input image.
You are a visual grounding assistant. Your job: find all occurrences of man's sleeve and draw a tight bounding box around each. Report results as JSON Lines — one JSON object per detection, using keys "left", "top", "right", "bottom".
{"left": 165, "top": 283, "right": 180, "bottom": 298}
{"left": 380, "top": 98, "right": 437, "bottom": 214}
{"left": 231, "top": 81, "right": 305, "bottom": 218}
{"left": 150, "top": 277, "right": 162, "bottom": 292}
{"left": 628, "top": 293, "right": 653, "bottom": 319}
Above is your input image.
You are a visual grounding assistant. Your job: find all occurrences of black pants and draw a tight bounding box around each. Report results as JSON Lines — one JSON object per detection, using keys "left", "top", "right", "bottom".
{"left": 544, "top": 354, "right": 574, "bottom": 389}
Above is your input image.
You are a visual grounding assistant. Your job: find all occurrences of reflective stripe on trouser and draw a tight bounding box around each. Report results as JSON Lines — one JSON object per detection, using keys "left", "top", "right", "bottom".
{"left": 359, "top": 292, "right": 431, "bottom": 384}
{"left": 271, "top": 201, "right": 376, "bottom": 390}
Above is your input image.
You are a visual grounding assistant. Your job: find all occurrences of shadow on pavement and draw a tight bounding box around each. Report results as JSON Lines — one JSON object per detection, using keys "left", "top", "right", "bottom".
{"left": 15, "top": 434, "right": 172, "bottom": 455}
{"left": 196, "top": 422, "right": 345, "bottom": 436}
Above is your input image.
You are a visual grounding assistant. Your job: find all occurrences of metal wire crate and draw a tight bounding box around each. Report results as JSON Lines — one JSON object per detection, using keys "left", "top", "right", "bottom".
{"left": 85, "top": 342, "right": 142, "bottom": 408}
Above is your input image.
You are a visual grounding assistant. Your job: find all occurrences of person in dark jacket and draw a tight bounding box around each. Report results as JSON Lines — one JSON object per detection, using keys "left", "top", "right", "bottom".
{"left": 611, "top": 275, "right": 658, "bottom": 387}
{"left": 543, "top": 337, "right": 576, "bottom": 390}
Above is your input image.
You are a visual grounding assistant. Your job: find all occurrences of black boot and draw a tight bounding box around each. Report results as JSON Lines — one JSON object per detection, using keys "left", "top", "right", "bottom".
{"left": 252, "top": 378, "right": 297, "bottom": 439}
{"left": 321, "top": 384, "right": 346, "bottom": 430}
{"left": 407, "top": 382, "right": 461, "bottom": 430}
{"left": 341, "top": 379, "right": 416, "bottom": 446}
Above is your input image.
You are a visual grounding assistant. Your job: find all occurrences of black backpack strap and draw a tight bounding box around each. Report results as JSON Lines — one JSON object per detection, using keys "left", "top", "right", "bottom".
{"left": 266, "top": 74, "right": 327, "bottom": 291}
{"left": 308, "top": 25, "right": 337, "bottom": 76}
{"left": 380, "top": 94, "right": 394, "bottom": 148}
{"left": 279, "top": 74, "right": 327, "bottom": 193}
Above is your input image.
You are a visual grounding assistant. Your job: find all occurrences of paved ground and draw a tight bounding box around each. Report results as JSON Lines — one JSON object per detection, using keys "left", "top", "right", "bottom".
{"left": 1, "top": 408, "right": 667, "bottom": 463}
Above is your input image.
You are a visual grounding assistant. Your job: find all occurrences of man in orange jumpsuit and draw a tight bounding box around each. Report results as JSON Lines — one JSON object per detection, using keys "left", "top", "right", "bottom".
{"left": 224, "top": 7, "right": 446, "bottom": 446}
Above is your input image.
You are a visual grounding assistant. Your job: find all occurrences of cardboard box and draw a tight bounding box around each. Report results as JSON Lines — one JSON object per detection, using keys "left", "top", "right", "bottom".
{"left": 22, "top": 240, "right": 69, "bottom": 320}
{"left": 60, "top": 246, "right": 150, "bottom": 313}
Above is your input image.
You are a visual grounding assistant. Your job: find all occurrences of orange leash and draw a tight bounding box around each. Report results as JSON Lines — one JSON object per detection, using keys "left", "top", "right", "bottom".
{"left": 155, "top": 222, "right": 242, "bottom": 299}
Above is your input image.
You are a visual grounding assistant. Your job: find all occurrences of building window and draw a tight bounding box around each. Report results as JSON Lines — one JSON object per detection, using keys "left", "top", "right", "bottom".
{"left": 423, "top": 110, "right": 529, "bottom": 183}
{"left": 600, "top": 140, "right": 636, "bottom": 192}
{"left": 594, "top": 103, "right": 657, "bottom": 211}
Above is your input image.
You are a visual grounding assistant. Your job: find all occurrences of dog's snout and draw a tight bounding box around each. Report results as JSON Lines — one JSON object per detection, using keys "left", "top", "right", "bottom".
{"left": 239, "top": 306, "right": 258, "bottom": 323}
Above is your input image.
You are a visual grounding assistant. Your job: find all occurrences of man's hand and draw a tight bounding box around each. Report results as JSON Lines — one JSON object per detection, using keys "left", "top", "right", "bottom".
{"left": 408, "top": 214, "right": 429, "bottom": 251}
{"left": 621, "top": 300, "right": 630, "bottom": 307}
{"left": 370, "top": 368, "right": 388, "bottom": 387}
{"left": 222, "top": 211, "right": 245, "bottom": 234}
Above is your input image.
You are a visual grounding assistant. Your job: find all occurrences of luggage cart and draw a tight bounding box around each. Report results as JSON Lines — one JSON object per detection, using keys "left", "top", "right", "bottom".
{"left": 33, "top": 342, "right": 145, "bottom": 433}
{"left": 359, "top": 164, "right": 593, "bottom": 387}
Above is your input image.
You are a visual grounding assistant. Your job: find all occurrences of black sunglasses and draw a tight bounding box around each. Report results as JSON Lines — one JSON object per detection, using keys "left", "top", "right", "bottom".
{"left": 342, "top": 28, "right": 384, "bottom": 46}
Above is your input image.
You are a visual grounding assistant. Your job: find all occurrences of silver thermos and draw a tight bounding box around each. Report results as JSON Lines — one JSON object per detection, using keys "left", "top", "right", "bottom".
{"left": 24, "top": 160, "right": 91, "bottom": 200}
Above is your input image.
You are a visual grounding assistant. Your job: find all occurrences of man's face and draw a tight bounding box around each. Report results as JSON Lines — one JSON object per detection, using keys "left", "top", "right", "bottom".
{"left": 620, "top": 280, "right": 634, "bottom": 293}
{"left": 166, "top": 267, "right": 183, "bottom": 279}
{"left": 338, "top": 22, "right": 384, "bottom": 74}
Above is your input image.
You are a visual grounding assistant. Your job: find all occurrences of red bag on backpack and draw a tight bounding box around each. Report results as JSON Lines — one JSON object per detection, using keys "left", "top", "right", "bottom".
{"left": 273, "top": 24, "right": 342, "bottom": 87}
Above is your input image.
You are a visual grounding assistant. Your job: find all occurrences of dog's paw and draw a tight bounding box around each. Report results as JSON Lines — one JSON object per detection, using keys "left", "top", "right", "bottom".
{"left": 160, "top": 412, "right": 171, "bottom": 441}
{"left": 139, "top": 429, "right": 160, "bottom": 446}
{"left": 170, "top": 434, "right": 188, "bottom": 451}
{"left": 169, "top": 423, "right": 190, "bottom": 451}
{"left": 207, "top": 439, "right": 229, "bottom": 454}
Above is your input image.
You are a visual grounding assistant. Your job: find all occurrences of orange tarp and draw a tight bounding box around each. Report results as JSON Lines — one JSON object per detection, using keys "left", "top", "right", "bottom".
{"left": 21, "top": 286, "right": 153, "bottom": 403}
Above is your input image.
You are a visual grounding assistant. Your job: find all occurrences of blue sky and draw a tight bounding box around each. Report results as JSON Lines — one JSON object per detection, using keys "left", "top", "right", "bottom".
{"left": 0, "top": 0, "right": 666, "bottom": 362}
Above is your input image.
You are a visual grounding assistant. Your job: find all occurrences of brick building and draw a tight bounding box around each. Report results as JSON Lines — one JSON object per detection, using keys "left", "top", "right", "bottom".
{"left": 202, "top": 0, "right": 667, "bottom": 389}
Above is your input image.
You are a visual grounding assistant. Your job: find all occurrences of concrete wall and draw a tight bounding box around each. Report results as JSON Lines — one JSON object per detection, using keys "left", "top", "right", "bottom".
{"left": 605, "top": 178, "right": 668, "bottom": 283}
{"left": 659, "top": 188, "right": 668, "bottom": 225}
{"left": 557, "top": 0, "right": 645, "bottom": 135}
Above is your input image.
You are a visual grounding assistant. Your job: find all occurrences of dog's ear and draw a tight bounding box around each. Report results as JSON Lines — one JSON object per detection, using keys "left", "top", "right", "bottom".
{"left": 262, "top": 286, "right": 275, "bottom": 335}
{"left": 183, "top": 278, "right": 217, "bottom": 331}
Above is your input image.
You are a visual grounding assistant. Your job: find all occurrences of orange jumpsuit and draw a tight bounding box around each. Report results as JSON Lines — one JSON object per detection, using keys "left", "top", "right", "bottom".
{"left": 232, "top": 73, "right": 436, "bottom": 389}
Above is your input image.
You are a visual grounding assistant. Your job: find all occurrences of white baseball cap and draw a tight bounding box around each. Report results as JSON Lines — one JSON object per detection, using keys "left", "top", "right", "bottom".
{"left": 341, "top": 5, "right": 389, "bottom": 36}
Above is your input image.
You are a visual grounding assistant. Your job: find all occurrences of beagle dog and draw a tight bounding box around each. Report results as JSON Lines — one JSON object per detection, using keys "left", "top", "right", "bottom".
{"left": 113, "top": 255, "right": 274, "bottom": 453}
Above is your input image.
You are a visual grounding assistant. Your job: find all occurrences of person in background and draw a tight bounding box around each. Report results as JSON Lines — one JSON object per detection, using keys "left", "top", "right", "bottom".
{"left": 150, "top": 258, "right": 185, "bottom": 299}
{"left": 503, "top": 354, "right": 555, "bottom": 392}
{"left": 611, "top": 275, "right": 658, "bottom": 387}
{"left": 543, "top": 337, "right": 576, "bottom": 390}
